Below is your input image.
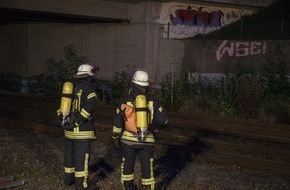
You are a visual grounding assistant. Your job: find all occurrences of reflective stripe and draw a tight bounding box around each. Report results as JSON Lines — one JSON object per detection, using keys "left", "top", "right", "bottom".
{"left": 141, "top": 178, "right": 155, "bottom": 185}
{"left": 73, "top": 153, "right": 89, "bottom": 188}
{"left": 80, "top": 108, "right": 90, "bottom": 119}
{"left": 83, "top": 153, "right": 89, "bottom": 188}
{"left": 148, "top": 101, "right": 154, "bottom": 125}
{"left": 127, "top": 102, "right": 134, "bottom": 107}
{"left": 121, "top": 131, "right": 155, "bottom": 143}
{"left": 76, "top": 90, "right": 82, "bottom": 111}
{"left": 64, "top": 167, "right": 75, "bottom": 174}
{"left": 113, "top": 126, "right": 122, "bottom": 133}
{"left": 150, "top": 158, "right": 154, "bottom": 179}
{"left": 121, "top": 157, "right": 134, "bottom": 182}
{"left": 75, "top": 171, "right": 87, "bottom": 177}
{"left": 74, "top": 127, "right": 79, "bottom": 132}
{"left": 87, "top": 92, "right": 96, "bottom": 99}
{"left": 57, "top": 109, "right": 61, "bottom": 116}
{"left": 64, "top": 130, "right": 96, "bottom": 140}
{"left": 141, "top": 158, "right": 155, "bottom": 189}
{"left": 164, "top": 120, "right": 168, "bottom": 125}
{"left": 121, "top": 173, "right": 134, "bottom": 181}
{"left": 121, "top": 157, "right": 124, "bottom": 174}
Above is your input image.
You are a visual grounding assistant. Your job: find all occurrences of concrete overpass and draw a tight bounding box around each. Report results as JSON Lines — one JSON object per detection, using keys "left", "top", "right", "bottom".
{"left": 0, "top": 0, "right": 274, "bottom": 24}
{"left": 1, "top": 0, "right": 288, "bottom": 84}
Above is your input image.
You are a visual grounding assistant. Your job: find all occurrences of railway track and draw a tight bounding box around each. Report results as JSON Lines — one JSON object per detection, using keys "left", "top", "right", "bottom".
{"left": 0, "top": 92, "right": 290, "bottom": 176}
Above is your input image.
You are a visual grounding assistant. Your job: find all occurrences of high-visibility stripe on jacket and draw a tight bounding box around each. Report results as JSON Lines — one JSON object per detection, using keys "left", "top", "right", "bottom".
{"left": 112, "top": 93, "right": 167, "bottom": 144}
{"left": 64, "top": 81, "right": 97, "bottom": 140}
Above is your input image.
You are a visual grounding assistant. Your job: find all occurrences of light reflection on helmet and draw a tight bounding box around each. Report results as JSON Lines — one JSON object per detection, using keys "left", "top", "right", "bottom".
{"left": 132, "top": 69, "right": 149, "bottom": 87}
{"left": 74, "top": 64, "right": 99, "bottom": 78}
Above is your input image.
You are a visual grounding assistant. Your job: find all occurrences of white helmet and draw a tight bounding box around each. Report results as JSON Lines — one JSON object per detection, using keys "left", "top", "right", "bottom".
{"left": 132, "top": 69, "right": 149, "bottom": 87}
{"left": 74, "top": 64, "right": 99, "bottom": 78}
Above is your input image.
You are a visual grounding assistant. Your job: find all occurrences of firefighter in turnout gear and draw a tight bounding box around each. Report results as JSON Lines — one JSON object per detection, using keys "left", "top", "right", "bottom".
{"left": 57, "top": 64, "right": 99, "bottom": 190}
{"left": 112, "top": 69, "right": 168, "bottom": 190}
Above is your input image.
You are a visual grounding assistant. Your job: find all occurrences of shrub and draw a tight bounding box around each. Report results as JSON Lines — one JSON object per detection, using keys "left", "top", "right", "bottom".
{"left": 47, "top": 44, "right": 89, "bottom": 99}
{"left": 111, "top": 65, "right": 136, "bottom": 104}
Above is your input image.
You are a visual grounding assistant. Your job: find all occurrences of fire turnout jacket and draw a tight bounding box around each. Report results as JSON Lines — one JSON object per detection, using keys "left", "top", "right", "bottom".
{"left": 112, "top": 92, "right": 168, "bottom": 144}
{"left": 63, "top": 80, "right": 98, "bottom": 140}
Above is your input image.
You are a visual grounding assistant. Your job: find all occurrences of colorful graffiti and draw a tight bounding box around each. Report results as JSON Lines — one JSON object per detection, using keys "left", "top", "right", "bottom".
{"left": 216, "top": 40, "right": 267, "bottom": 61}
{"left": 155, "top": 3, "right": 256, "bottom": 39}
{"left": 170, "top": 6, "right": 223, "bottom": 27}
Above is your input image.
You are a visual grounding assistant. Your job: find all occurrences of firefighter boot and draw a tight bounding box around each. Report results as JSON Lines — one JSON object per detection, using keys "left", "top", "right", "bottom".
{"left": 124, "top": 186, "right": 137, "bottom": 190}
{"left": 123, "top": 181, "right": 137, "bottom": 190}
{"left": 141, "top": 185, "right": 153, "bottom": 190}
{"left": 64, "top": 173, "right": 75, "bottom": 186}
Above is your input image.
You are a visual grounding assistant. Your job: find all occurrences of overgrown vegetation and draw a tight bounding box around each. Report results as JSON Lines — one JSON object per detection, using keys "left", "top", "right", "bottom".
{"left": 47, "top": 44, "right": 89, "bottom": 99}
{"left": 111, "top": 44, "right": 290, "bottom": 124}
{"left": 111, "top": 65, "right": 136, "bottom": 104}
{"left": 16, "top": 35, "right": 282, "bottom": 124}
{"left": 48, "top": 44, "right": 88, "bottom": 83}
{"left": 40, "top": 25, "right": 288, "bottom": 125}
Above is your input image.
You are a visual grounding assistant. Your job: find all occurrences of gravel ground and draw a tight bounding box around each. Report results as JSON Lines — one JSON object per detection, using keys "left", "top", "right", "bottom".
{"left": 1, "top": 125, "right": 290, "bottom": 190}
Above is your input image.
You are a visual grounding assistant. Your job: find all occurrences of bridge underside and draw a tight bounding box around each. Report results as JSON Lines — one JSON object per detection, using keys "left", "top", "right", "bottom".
{"left": 0, "top": 0, "right": 273, "bottom": 24}
{"left": 0, "top": 0, "right": 131, "bottom": 24}
{"left": 0, "top": 7, "right": 127, "bottom": 24}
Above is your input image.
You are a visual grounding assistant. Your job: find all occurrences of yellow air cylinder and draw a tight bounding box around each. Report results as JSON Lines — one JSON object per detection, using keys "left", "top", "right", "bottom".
{"left": 136, "top": 94, "right": 147, "bottom": 129}
{"left": 60, "top": 82, "right": 74, "bottom": 117}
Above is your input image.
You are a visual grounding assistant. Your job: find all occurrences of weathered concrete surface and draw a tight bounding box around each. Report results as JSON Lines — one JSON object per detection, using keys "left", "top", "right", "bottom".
{"left": 196, "top": 0, "right": 273, "bottom": 8}
{"left": 0, "top": 22, "right": 183, "bottom": 81}
{"left": 0, "top": 0, "right": 273, "bottom": 23}
{"left": 0, "top": 0, "right": 130, "bottom": 20}
{"left": 0, "top": 0, "right": 288, "bottom": 84}
{"left": 1, "top": 21, "right": 288, "bottom": 83}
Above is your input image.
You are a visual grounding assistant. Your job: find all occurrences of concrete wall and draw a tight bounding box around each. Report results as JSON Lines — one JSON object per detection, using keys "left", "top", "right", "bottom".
{"left": 0, "top": 25, "right": 27, "bottom": 74}
{"left": 0, "top": 1, "right": 289, "bottom": 84}
{"left": 0, "top": 1, "right": 185, "bottom": 83}
{"left": 0, "top": 23, "right": 144, "bottom": 78}
{"left": 197, "top": 0, "right": 274, "bottom": 8}
{"left": 0, "top": 22, "right": 184, "bottom": 81}
{"left": 182, "top": 39, "right": 290, "bottom": 74}
{"left": 0, "top": 0, "right": 130, "bottom": 20}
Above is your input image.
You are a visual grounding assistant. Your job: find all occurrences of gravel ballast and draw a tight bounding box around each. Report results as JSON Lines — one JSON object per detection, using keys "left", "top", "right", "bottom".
{"left": 1, "top": 125, "right": 289, "bottom": 190}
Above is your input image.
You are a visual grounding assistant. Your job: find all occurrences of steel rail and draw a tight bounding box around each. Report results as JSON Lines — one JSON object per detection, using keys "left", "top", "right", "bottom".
{"left": 0, "top": 114, "right": 290, "bottom": 176}
{"left": 0, "top": 92, "right": 290, "bottom": 176}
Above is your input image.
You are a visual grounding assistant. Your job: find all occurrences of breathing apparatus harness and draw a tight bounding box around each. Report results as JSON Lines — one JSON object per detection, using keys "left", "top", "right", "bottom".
{"left": 58, "top": 81, "right": 93, "bottom": 130}
{"left": 121, "top": 84, "right": 155, "bottom": 142}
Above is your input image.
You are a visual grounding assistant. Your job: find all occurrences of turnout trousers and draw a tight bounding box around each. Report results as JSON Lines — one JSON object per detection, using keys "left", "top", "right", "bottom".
{"left": 121, "top": 143, "right": 155, "bottom": 190}
{"left": 64, "top": 138, "right": 92, "bottom": 188}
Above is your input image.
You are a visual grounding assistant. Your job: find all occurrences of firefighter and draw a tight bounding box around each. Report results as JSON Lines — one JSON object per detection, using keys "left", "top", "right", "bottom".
{"left": 58, "top": 63, "right": 99, "bottom": 190}
{"left": 112, "top": 69, "right": 168, "bottom": 190}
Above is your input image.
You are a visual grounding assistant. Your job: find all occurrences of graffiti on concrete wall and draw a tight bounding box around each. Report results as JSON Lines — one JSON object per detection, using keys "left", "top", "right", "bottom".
{"left": 169, "top": 6, "right": 223, "bottom": 27}
{"left": 216, "top": 40, "right": 267, "bottom": 61}
{"left": 155, "top": 3, "right": 256, "bottom": 39}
